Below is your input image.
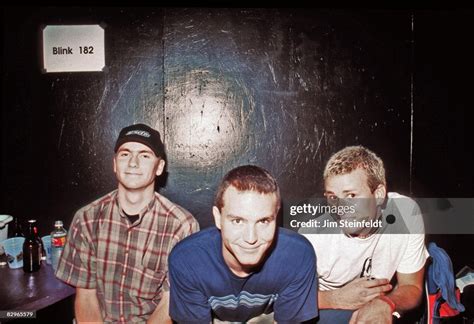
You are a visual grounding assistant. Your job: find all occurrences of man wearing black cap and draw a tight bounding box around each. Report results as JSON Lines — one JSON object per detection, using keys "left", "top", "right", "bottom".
{"left": 56, "top": 123, "right": 199, "bottom": 323}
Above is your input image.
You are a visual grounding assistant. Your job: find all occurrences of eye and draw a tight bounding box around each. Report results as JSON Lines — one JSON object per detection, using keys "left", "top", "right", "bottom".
{"left": 327, "top": 195, "right": 338, "bottom": 202}
{"left": 259, "top": 218, "right": 271, "bottom": 224}
{"left": 347, "top": 193, "right": 356, "bottom": 198}
{"left": 231, "top": 218, "right": 242, "bottom": 225}
{"left": 140, "top": 153, "right": 152, "bottom": 159}
{"left": 119, "top": 152, "right": 129, "bottom": 157}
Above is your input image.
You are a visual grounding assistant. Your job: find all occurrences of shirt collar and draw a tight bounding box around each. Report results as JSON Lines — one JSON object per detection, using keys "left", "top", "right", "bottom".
{"left": 113, "top": 191, "right": 157, "bottom": 225}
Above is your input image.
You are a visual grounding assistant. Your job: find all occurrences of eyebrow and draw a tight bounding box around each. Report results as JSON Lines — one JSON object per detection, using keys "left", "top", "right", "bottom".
{"left": 342, "top": 189, "right": 357, "bottom": 193}
{"left": 117, "top": 148, "right": 154, "bottom": 154}
{"left": 226, "top": 214, "right": 276, "bottom": 222}
{"left": 324, "top": 189, "right": 357, "bottom": 195}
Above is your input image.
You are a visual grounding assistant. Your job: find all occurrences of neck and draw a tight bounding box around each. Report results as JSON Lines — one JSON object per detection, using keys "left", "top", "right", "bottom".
{"left": 117, "top": 185, "right": 155, "bottom": 215}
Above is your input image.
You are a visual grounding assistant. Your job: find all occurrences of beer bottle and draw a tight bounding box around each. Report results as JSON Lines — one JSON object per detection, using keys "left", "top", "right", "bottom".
{"left": 23, "top": 219, "right": 41, "bottom": 273}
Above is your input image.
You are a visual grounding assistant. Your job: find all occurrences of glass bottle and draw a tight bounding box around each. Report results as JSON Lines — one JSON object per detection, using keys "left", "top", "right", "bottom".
{"left": 23, "top": 219, "right": 42, "bottom": 273}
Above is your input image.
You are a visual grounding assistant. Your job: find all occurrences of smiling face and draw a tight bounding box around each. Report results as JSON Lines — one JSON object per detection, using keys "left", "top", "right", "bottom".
{"left": 213, "top": 186, "right": 278, "bottom": 277}
{"left": 113, "top": 142, "right": 165, "bottom": 192}
{"left": 324, "top": 168, "right": 386, "bottom": 237}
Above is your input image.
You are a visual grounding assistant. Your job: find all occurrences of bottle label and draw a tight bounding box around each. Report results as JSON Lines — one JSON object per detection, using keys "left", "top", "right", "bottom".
{"left": 52, "top": 236, "right": 66, "bottom": 247}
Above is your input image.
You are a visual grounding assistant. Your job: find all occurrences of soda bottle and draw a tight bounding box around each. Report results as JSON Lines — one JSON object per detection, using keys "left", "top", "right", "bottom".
{"left": 51, "top": 220, "right": 67, "bottom": 271}
{"left": 23, "top": 219, "right": 42, "bottom": 273}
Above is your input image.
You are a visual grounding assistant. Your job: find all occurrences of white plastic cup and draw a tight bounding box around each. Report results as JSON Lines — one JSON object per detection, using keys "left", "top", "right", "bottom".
{"left": 0, "top": 215, "right": 13, "bottom": 246}
{"left": 2, "top": 237, "right": 25, "bottom": 269}
{"left": 41, "top": 235, "right": 52, "bottom": 265}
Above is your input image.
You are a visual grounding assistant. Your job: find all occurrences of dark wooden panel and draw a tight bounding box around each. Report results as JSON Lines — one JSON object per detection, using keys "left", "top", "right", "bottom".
{"left": 161, "top": 8, "right": 412, "bottom": 227}
{"left": 2, "top": 7, "right": 166, "bottom": 234}
{"left": 3, "top": 8, "right": 412, "bottom": 232}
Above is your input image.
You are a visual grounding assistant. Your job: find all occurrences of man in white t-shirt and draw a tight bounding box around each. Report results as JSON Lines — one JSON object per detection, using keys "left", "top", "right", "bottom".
{"left": 300, "top": 146, "right": 429, "bottom": 323}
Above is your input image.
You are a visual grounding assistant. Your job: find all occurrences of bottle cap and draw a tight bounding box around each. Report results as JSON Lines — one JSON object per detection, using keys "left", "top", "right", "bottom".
{"left": 54, "top": 220, "right": 63, "bottom": 227}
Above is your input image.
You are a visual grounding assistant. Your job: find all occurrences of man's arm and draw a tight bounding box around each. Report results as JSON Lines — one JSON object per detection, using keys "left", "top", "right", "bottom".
{"left": 147, "top": 291, "right": 172, "bottom": 324}
{"left": 75, "top": 288, "right": 103, "bottom": 323}
{"left": 169, "top": 251, "right": 211, "bottom": 323}
{"left": 349, "top": 266, "right": 425, "bottom": 323}
{"left": 387, "top": 266, "right": 425, "bottom": 311}
{"left": 318, "top": 277, "right": 392, "bottom": 310}
{"left": 272, "top": 239, "right": 318, "bottom": 323}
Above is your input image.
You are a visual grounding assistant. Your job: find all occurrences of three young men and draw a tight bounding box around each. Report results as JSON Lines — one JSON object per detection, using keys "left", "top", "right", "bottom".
{"left": 58, "top": 127, "right": 425, "bottom": 324}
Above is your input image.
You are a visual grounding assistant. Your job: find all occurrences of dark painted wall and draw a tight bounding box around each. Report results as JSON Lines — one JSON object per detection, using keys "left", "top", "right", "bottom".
{"left": 2, "top": 8, "right": 472, "bottom": 268}
{"left": 412, "top": 10, "right": 473, "bottom": 273}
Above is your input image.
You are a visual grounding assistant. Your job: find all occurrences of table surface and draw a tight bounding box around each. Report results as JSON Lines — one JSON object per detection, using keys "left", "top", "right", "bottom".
{"left": 0, "top": 261, "right": 75, "bottom": 311}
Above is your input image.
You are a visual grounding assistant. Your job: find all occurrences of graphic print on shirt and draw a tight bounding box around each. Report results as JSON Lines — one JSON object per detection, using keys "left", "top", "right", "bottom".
{"left": 209, "top": 291, "right": 278, "bottom": 313}
{"left": 360, "top": 257, "right": 372, "bottom": 278}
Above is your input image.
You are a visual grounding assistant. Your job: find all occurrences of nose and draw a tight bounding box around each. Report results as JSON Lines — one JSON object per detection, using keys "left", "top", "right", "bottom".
{"left": 328, "top": 196, "right": 340, "bottom": 206}
{"left": 128, "top": 153, "right": 139, "bottom": 168}
{"left": 243, "top": 225, "right": 258, "bottom": 245}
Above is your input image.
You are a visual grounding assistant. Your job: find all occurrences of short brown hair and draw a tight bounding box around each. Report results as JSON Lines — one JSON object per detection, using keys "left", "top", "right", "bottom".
{"left": 214, "top": 165, "right": 280, "bottom": 210}
{"left": 323, "top": 146, "right": 386, "bottom": 191}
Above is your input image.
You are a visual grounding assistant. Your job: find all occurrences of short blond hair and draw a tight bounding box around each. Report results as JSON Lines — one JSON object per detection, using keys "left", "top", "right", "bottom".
{"left": 323, "top": 146, "right": 386, "bottom": 191}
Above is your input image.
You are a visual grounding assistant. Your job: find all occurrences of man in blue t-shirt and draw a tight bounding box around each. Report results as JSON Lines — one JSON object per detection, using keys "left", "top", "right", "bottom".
{"left": 169, "top": 165, "right": 318, "bottom": 323}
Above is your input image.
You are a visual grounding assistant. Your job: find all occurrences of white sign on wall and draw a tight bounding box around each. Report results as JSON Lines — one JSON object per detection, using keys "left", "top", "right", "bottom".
{"left": 42, "top": 25, "right": 105, "bottom": 73}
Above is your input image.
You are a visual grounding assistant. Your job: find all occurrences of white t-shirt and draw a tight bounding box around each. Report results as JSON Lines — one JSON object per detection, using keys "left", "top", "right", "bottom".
{"left": 301, "top": 192, "right": 429, "bottom": 291}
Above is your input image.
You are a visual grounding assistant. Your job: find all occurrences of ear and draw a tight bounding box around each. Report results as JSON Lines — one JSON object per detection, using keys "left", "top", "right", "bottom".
{"left": 155, "top": 159, "right": 166, "bottom": 176}
{"left": 212, "top": 206, "right": 222, "bottom": 230}
{"left": 374, "top": 184, "right": 387, "bottom": 205}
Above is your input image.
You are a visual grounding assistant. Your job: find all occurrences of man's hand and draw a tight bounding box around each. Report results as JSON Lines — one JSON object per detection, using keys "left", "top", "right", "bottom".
{"left": 349, "top": 298, "right": 393, "bottom": 324}
{"left": 320, "top": 277, "right": 392, "bottom": 310}
{"left": 75, "top": 288, "right": 103, "bottom": 323}
{"left": 146, "top": 291, "right": 172, "bottom": 324}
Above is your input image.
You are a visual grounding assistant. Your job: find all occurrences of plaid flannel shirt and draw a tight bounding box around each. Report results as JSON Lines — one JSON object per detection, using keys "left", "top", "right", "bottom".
{"left": 55, "top": 190, "right": 199, "bottom": 323}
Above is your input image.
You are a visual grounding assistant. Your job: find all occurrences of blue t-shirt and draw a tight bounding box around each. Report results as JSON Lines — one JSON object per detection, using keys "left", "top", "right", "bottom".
{"left": 169, "top": 227, "right": 318, "bottom": 323}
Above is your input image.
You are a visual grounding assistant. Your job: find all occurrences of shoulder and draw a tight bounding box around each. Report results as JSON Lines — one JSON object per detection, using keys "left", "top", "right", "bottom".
{"left": 154, "top": 192, "right": 199, "bottom": 227}
{"left": 278, "top": 227, "right": 314, "bottom": 246}
{"left": 170, "top": 227, "right": 219, "bottom": 262}
{"left": 386, "top": 192, "right": 424, "bottom": 230}
{"left": 387, "top": 192, "right": 418, "bottom": 210}
{"left": 73, "top": 190, "right": 117, "bottom": 223}
{"left": 68, "top": 191, "right": 117, "bottom": 238}
{"left": 275, "top": 228, "right": 316, "bottom": 259}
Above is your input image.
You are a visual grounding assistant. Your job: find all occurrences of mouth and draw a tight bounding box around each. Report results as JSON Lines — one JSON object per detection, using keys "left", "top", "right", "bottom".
{"left": 237, "top": 245, "right": 261, "bottom": 253}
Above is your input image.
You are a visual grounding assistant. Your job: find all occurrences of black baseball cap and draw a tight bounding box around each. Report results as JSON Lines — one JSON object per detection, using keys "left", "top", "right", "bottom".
{"left": 114, "top": 123, "right": 165, "bottom": 158}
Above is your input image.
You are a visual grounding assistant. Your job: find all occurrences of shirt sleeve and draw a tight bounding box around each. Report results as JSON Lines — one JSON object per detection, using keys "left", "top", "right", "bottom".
{"left": 397, "top": 201, "right": 429, "bottom": 274}
{"left": 397, "top": 233, "right": 429, "bottom": 273}
{"left": 163, "top": 209, "right": 200, "bottom": 294}
{"left": 55, "top": 209, "right": 97, "bottom": 288}
{"left": 273, "top": 241, "right": 318, "bottom": 323}
{"left": 169, "top": 249, "right": 211, "bottom": 323}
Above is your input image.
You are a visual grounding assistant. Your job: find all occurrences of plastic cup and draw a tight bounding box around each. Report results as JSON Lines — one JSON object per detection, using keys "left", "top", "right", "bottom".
{"left": 0, "top": 215, "right": 13, "bottom": 246}
{"left": 2, "top": 237, "right": 25, "bottom": 269}
{"left": 41, "top": 235, "right": 52, "bottom": 265}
